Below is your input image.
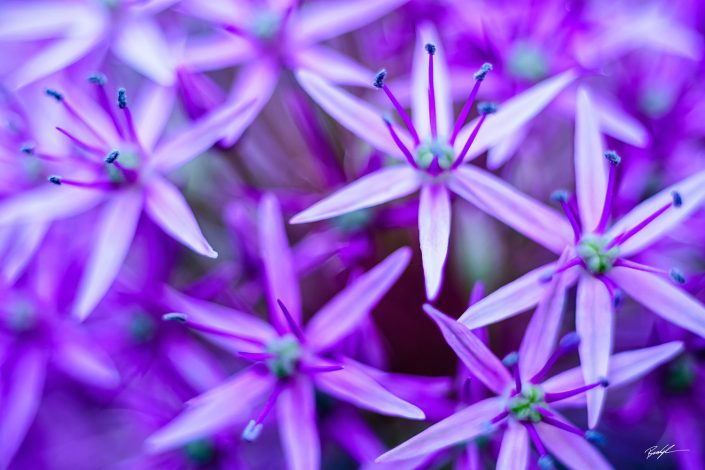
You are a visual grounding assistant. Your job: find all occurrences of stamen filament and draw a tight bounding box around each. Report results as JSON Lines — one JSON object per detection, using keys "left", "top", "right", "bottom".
{"left": 374, "top": 70, "right": 420, "bottom": 145}
{"left": 47, "top": 90, "right": 109, "bottom": 146}
{"left": 530, "top": 333, "right": 580, "bottom": 383}
{"left": 503, "top": 352, "right": 522, "bottom": 393}
{"left": 596, "top": 151, "right": 621, "bottom": 233}
{"left": 425, "top": 44, "right": 438, "bottom": 138}
{"left": 89, "top": 74, "right": 125, "bottom": 138}
{"left": 276, "top": 299, "right": 305, "bottom": 342}
{"left": 597, "top": 275, "right": 623, "bottom": 308}
{"left": 450, "top": 63, "right": 492, "bottom": 145}
{"left": 544, "top": 378, "right": 608, "bottom": 403}
{"left": 524, "top": 422, "right": 550, "bottom": 461}
{"left": 55, "top": 127, "right": 104, "bottom": 155}
{"left": 452, "top": 112, "right": 489, "bottom": 169}
{"left": 162, "top": 313, "right": 265, "bottom": 346}
{"left": 551, "top": 190, "right": 581, "bottom": 241}
{"left": 243, "top": 382, "right": 286, "bottom": 441}
{"left": 383, "top": 117, "right": 419, "bottom": 168}
{"left": 608, "top": 192, "right": 682, "bottom": 249}
{"left": 238, "top": 351, "right": 275, "bottom": 362}
{"left": 490, "top": 410, "right": 509, "bottom": 424}
{"left": 47, "top": 175, "right": 115, "bottom": 190}
{"left": 540, "top": 415, "right": 584, "bottom": 437}
{"left": 299, "top": 364, "right": 344, "bottom": 375}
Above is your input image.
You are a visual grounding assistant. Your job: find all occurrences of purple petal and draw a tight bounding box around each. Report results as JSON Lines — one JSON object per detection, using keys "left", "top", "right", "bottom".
{"left": 293, "top": 44, "right": 372, "bottom": 86}
{"left": 54, "top": 335, "right": 120, "bottom": 389}
{"left": 314, "top": 358, "right": 424, "bottom": 419}
{"left": 519, "top": 248, "right": 573, "bottom": 380}
{"left": 575, "top": 276, "right": 613, "bottom": 428}
{"left": 292, "top": 0, "right": 409, "bottom": 45}
{"left": 181, "top": 33, "right": 254, "bottom": 72}
{"left": 610, "top": 267, "right": 705, "bottom": 338}
{"left": 536, "top": 418, "right": 612, "bottom": 470}
{"left": 112, "top": 17, "right": 175, "bottom": 86}
{"left": 458, "top": 261, "right": 578, "bottom": 329}
{"left": 486, "top": 124, "right": 528, "bottom": 170}
{"left": 376, "top": 397, "right": 503, "bottom": 462}
{"left": 134, "top": 83, "right": 176, "bottom": 153}
{"left": 419, "top": 184, "right": 451, "bottom": 300}
{"left": 147, "top": 369, "right": 274, "bottom": 452}
{"left": 606, "top": 169, "right": 705, "bottom": 256}
{"left": 1, "top": 222, "right": 48, "bottom": 284}
{"left": 150, "top": 94, "right": 258, "bottom": 172}
{"left": 453, "top": 70, "right": 576, "bottom": 161}
{"left": 306, "top": 247, "right": 411, "bottom": 351}
{"left": 0, "top": 348, "right": 47, "bottom": 469}
{"left": 295, "top": 69, "right": 412, "bottom": 158}
{"left": 145, "top": 177, "right": 217, "bottom": 258}
{"left": 424, "top": 304, "right": 511, "bottom": 394}
{"left": 0, "top": 186, "right": 104, "bottom": 226}
{"left": 72, "top": 190, "right": 143, "bottom": 321}
{"left": 450, "top": 166, "right": 573, "bottom": 253}
{"left": 497, "top": 421, "right": 529, "bottom": 470}
{"left": 259, "top": 194, "right": 302, "bottom": 329}
{"left": 277, "top": 377, "right": 320, "bottom": 470}
{"left": 290, "top": 167, "right": 420, "bottom": 224}
{"left": 574, "top": 87, "right": 608, "bottom": 233}
{"left": 594, "top": 96, "right": 649, "bottom": 148}
{"left": 411, "top": 22, "right": 452, "bottom": 139}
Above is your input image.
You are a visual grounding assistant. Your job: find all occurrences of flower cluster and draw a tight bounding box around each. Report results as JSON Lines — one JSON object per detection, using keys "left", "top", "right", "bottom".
{"left": 1, "top": 0, "right": 704, "bottom": 469}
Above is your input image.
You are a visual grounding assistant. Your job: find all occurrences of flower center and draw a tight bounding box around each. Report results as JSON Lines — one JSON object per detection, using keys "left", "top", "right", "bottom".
{"left": 507, "top": 41, "right": 549, "bottom": 81}
{"left": 507, "top": 384, "right": 547, "bottom": 422}
{"left": 251, "top": 10, "right": 282, "bottom": 41}
{"left": 266, "top": 334, "right": 302, "bottom": 378}
{"left": 415, "top": 139, "right": 454, "bottom": 171}
{"left": 183, "top": 438, "right": 216, "bottom": 465}
{"left": 576, "top": 234, "right": 620, "bottom": 275}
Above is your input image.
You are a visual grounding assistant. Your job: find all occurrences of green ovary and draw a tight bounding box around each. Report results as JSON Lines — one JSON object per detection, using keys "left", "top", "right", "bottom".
{"left": 266, "top": 335, "right": 302, "bottom": 378}
{"left": 576, "top": 235, "right": 620, "bottom": 274}
{"left": 507, "top": 384, "right": 547, "bottom": 423}
{"left": 415, "top": 139, "right": 455, "bottom": 170}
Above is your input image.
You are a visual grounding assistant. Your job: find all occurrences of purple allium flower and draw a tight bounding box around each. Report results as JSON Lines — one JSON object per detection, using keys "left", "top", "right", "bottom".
{"left": 376, "top": 303, "right": 683, "bottom": 468}
{"left": 0, "top": 77, "right": 253, "bottom": 320}
{"left": 147, "top": 194, "right": 421, "bottom": 469}
{"left": 458, "top": 87, "right": 705, "bottom": 427}
{"left": 291, "top": 24, "right": 575, "bottom": 300}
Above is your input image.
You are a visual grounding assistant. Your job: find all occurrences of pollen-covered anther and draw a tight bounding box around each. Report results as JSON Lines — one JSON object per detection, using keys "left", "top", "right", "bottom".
{"left": 671, "top": 191, "right": 683, "bottom": 207}
{"left": 45, "top": 89, "right": 63, "bottom": 101}
{"left": 604, "top": 150, "right": 621, "bottom": 166}
{"left": 473, "top": 62, "right": 493, "bottom": 81}
{"left": 538, "top": 455, "right": 555, "bottom": 470}
{"left": 550, "top": 189, "right": 569, "bottom": 203}
{"left": 48, "top": 175, "right": 62, "bottom": 185}
{"left": 373, "top": 69, "right": 387, "bottom": 89}
{"left": 242, "top": 420, "right": 263, "bottom": 442}
{"left": 20, "top": 143, "right": 35, "bottom": 155}
{"left": 478, "top": 101, "right": 498, "bottom": 115}
{"left": 117, "top": 88, "right": 127, "bottom": 109}
{"left": 88, "top": 73, "right": 107, "bottom": 85}
{"left": 584, "top": 430, "right": 607, "bottom": 447}
{"left": 105, "top": 150, "right": 120, "bottom": 164}
{"left": 669, "top": 268, "right": 686, "bottom": 284}
{"left": 424, "top": 43, "right": 436, "bottom": 55}
{"left": 162, "top": 312, "right": 188, "bottom": 323}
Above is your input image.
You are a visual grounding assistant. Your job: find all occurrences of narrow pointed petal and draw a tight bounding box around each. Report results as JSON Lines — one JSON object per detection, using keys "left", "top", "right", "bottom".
{"left": 292, "top": 0, "right": 409, "bottom": 45}
{"left": 606, "top": 169, "right": 705, "bottom": 256}
{"left": 611, "top": 267, "right": 705, "bottom": 338}
{"left": 314, "top": 358, "right": 424, "bottom": 419}
{"left": 574, "top": 87, "right": 608, "bottom": 233}
{"left": 73, "top": 190, "right": 143, "bottom": 321}
{"left": 54, "top": 336, "right": 120, "bottom": 389}
{"left": 486, "top": 124, "right": 528, "bottom": 170}
{"left": 150, "top": 94, "right": 257, "bottom": 172}
{"left": 376, "top": 397, "right": 503, "bottom": 462}
{"left": 519, "top": 248, "right": 573, "bottom": 379}
{"left": 0, "top": 348, "right": 47, "bottom": 468}
{"left": 594, "top": 97, "right": 649, "bottom": 148}
{"left": 306, "top": 247, "right": 411, "bottom": 351}
{"left": 1, "top": 222, "right": 48, "bottom": 284}
{"left": 290, "top": 167, "right": 420, "bottom": 223}
{"left": 411, "top": 22, "right": 452, "bottom": 138}
{"left": 543, "top": 342, "right": 683, "bottom": 403}
{"left": 497, "top": 421, "right": 529, "bottom": 470}
{"left": 459, "top": 261, "right": 578, "bottom": 329}
{"left": 536, "top": 419, "right": 612, "bottom": 470}
{"left": 419, "top": 184, "right": 451, "bottom": 300}
{"left": 182, "top": 33, "right": 254, "bottom": 71}
{"left": 112, "top": 17, "right": 175, "bottom": 86}
{"left": 145, "top": 177, "right": 217, "bottom": 258}
{"left": 135, "top": 83, "right": 176, "bottom": 153}
{"left": 259, "top": 194, "right": 302, "bottom": 329}
{"left": 0, "top": 186, "right": 103, "bottom": 226}
{"left": 278, "top": 377, "right": 320, "bottom": 470}
{"left": 147, "top": 370, "right": 274, "bottom": 453}
{"left": 453, "top": 70, "right": 576, "bottom": 161}
{"left": 293, "top": 45, "right": 372, "bottom": 86}
{"left": 576, "top": 276, "right": 613, "bottom": 428}
{"left": 450, "top": 166, "right": 573, "bottom": 253}
{"left": 424, "top": 304, "right": 511, "bottom": 394}
{"left": 295, "top": 69, "right": 412, "bottom": 158}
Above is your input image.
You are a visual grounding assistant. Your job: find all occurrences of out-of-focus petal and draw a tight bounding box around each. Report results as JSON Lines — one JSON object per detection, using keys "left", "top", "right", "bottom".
{"left": 424, "top": 304, "right": 511, "bottom": 394}
{"left": 306, "top": 247, "right": 411, "bottom": 351}
{"left": 575, "top": 276, "right": 613, "bottom": 428}
{"left": 290, "top": 167, "right": 420, "bottom": 223}
{"left": 295, "top": 69, "right": 412, "bottom": 158}
{"left": 135, "top": 83, "right": 176, "bottom": 153}
{"left": 314, "top": 358, "right": 424, "bottom": 419}
{"left": 0, "top": 186, "right": 104, "bottom": 226}
{"left": 144, "top": 177, "right": 217, "bottom": 258}
{"left": 411, "top": 22, "right": 452, "bottom": 139}
{"left": 574, "top": 87, "right": 607, "bottom": 233}
{"left": 536, "top": 418, "right": 612, "bottom": 470}
{"left": 453, "top": 70, "right": 576, "bottom": 161}
{"left": 292, "top": 0, "right": 409, "bottom": 45}
{"left": 610, "top": 267, "right": 705, "bottom": 338}
{"left": 0, "top": 348, "right": 47, "bottom": 469}
{"left": 293, "top": 44, "right": 372, "bottom": 86}
{"left": 72, "top": 190, "right": 143, "bottom": 321}
{"left": 606, "top": 169, "right": 705, "bottom": 256}
{"left": 418, "top": 184, "right": 451, "bottom": 300}
{"left": 112, "top": 17, "right": 175, "bottom": 86}
{"left": 258, "top": 193, "right": 302, "bottom": 330}
{"left": 496, "top": 421, "right": 529, "bottom": 470}
{"left": 181, "top": 32, "right": 254, "bottom": 71}
{"left": 376, "top": 397, "right": 503, "bottom": 462}
{"left": 450, "top": 166, "right": 573, "bottom": 253}
{"left": 54, "top": 335, "right": 120, "bottom": 389}
{"left": 594, "top": 96, "right": 649, "bottom": 148}
{"left": 519, "top": 248, "right": 572, "bottom": 380}
{"left": 146, "top": 369, "right": 274, "bottom": 453}
{"left": 0, "top": 222, "right": 48, "bottom": 284}
{"left": 278, "top": 376, "right": 320, "bottom": 470}
{"left": 486, "top": 124, "right": 528, "bottom": 170}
